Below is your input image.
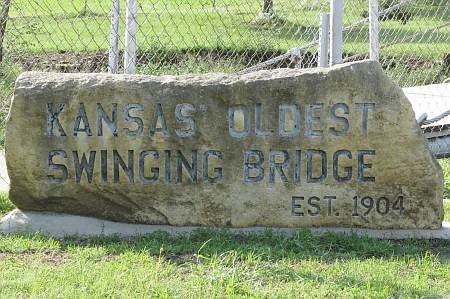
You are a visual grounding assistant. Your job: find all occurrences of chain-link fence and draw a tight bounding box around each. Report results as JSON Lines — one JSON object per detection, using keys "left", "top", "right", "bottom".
{"left": 1, "top": 1, "right": 448, "bottom": 82}
{"left": 0, "top": 0, "right": 449, "bottom": 191}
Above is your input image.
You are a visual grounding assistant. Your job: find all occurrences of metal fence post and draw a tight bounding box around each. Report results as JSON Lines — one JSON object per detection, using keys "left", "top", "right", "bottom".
{"left": 0, "top": 0, "right": 11, "bottom": 62}
{"left": 369, "top": 0, "right": 380, "bottom": 61}
{"left": 318, "top": 13, "right": 330, "bottom": 67}
{"left": 124, "top": 0, "right": 138, "bottom": 74}
{"left": 330, "top": 0, "right": 344, "bottom": 66}
{"left": 108, "top": 0, "right": 120, "bottom": 74}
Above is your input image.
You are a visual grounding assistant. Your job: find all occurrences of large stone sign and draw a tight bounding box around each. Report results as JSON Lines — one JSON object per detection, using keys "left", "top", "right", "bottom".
{"left": 5, "top": 61, "right": 444, "bottom": 229}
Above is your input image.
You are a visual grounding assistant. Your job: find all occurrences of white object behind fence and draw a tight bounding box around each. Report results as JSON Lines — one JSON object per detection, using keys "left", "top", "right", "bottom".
{"left": 369, "top": 0, "right": 380, "bottom": 61}
{"left": 330, "top": 0, "right": 344, "bottom": 65}
{"left": 108, "top": 0, "right": 120, "bottom": 74}
{"left": 318, "top": 13, "right": 330, "bottom": 67}
{"left": 124, "top": 0, "right": 138, "bottom": 74}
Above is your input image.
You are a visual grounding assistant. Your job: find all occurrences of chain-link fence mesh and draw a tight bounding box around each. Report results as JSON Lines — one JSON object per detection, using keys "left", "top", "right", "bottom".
{"left": 0, "top": 0, "right": 449, "bottom": 192}
{"left": 2, "top": 1, "right": 448, "bottom": 83}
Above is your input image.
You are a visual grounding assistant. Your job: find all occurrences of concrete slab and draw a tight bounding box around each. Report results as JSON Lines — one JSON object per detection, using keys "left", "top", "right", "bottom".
{"left": 1, "top": 209, "right": 449, "bottom": 239}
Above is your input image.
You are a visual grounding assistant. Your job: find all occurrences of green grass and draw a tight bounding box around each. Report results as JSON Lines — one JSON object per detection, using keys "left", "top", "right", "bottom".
{"left": 0, "top": 193, "right": 449, "bottom": 297}
{"left": 445, "top": 201, "right": 450, "bottom": 222}
{"left": 0, "top": 233, "right": 449, "bottom": 298}
{"left": 0, "top": 192, "right": 14, "bottom": 218}
{"left": 440, "top": 158, "right": 450, "bottom": 199}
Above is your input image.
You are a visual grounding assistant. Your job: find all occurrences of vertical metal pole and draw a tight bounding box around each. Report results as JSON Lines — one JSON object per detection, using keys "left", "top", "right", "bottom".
{"left": 330, "top": 0, "right": 344, "bottom": 66}
{"left": 0, "top": 0, "right": 11, "bottom": 62}
{"left": 108, "top": 0, "right": 120, "bottom": 74}
{"left": 318, "top": 13, "right": 330, "bottom": 67}
{"left": 263, "top": 0, "right": 273, "bottom": 14}
{"left": 369, "top": 0, "right": 380, "bottom": 61}
{"left": 124, "top": 0, "right": 138, "bottom": 74}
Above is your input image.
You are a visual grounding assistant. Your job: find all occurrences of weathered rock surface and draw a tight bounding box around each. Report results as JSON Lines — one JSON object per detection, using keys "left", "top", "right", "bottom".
{"left": 5, "top": 61, "right": 444, "bottom": 228}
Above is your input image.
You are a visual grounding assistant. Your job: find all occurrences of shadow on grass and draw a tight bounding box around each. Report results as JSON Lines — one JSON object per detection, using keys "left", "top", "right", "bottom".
{"left": 1, "top": 227, "right": 445, "bottom": 264}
